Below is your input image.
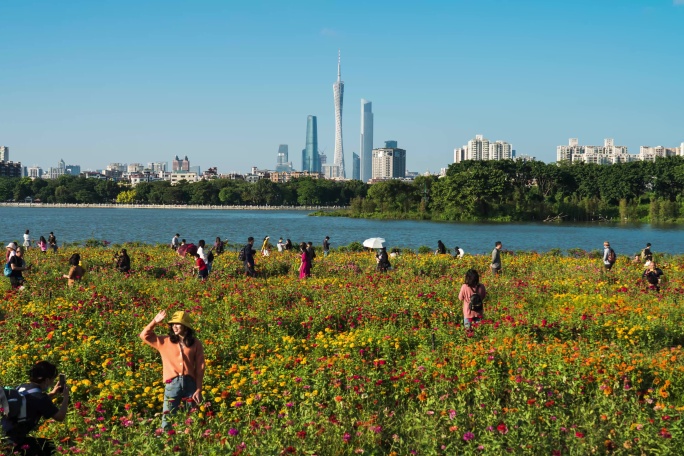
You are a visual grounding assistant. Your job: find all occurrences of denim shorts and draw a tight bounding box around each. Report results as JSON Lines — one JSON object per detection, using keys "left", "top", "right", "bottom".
{"left": 162, "top": 375, "right": 197, "bottom": 428}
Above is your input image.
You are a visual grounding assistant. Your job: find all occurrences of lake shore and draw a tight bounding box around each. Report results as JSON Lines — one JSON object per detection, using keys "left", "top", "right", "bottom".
{"left": 0, "top": 202, "right": 340, "bottom": 211}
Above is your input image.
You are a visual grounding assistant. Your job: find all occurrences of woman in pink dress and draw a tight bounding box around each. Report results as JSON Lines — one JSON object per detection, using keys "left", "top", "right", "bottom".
{"left": 299, "top": 242, "right": 311, "bottom": 279}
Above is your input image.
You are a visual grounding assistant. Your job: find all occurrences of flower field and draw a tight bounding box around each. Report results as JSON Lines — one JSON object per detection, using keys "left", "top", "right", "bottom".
{"left": 1, "top": 246, "right": 684, "bottom": 455}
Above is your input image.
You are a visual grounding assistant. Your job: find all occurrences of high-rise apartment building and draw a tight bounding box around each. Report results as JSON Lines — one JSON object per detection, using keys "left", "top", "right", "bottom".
{"left": 332, "top": 51, "right": 345, "bottom": 178}
{"left": 27, "top": 166, "right": 43, "bottom": 178}
{"left": 147, "top": 162, "right": 168, "bottom": 173}
{"left": 372, "top": 141, "right": 406, "bottom": 180}
{"left": 172, "top": 156, "right": 190, "bottom": 172}
{"left": 0, "top": 146, "right": 9, "bottom": 162}
{"left": 276, "top": 144, "right": 293, "bottom": 172}
{"left": 360, "top": 99, "right": 373, "bottom": 182}
{"left": 453, "top": 135, "right": 512, "bottom": 162}
{"left": 556, "top": 138, "right": 636, "bottom": 164}
{"left": 65, "top": 165, "right": 81, "bottom": 176}
{"left": 302, "top": 116, "right": 320, "bottom": 173}
{"left": 639, "top": 144, "right": 683, "bottom": 161}
{"left": 352, "top": 152, "right": 360, "bottom": 181}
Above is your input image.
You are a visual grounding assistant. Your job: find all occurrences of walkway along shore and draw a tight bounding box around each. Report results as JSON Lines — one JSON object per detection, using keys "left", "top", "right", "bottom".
{"left": 0, "top": 202, "right": 343, "bottom": 211}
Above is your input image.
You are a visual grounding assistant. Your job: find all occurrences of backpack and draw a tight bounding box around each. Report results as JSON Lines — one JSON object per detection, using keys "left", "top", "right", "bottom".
{"left": 607, "top": 248, "right": 616, "bottom": 264}
{"left": 469, "top": 286, "right": 484, "bottom": 313}
{"left": 3, "top": 263, "right": 11, "bottom": 277}
{"left": 237, "top": 248, "right": 245, "bottom": 262}
{"left": 0, "top": 386, "right": 41, "bottom": 423}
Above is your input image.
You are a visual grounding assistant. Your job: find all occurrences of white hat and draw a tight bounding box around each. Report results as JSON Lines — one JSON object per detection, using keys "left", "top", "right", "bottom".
{"left": 6, "top": 242, "right": 16, "bottom": 249}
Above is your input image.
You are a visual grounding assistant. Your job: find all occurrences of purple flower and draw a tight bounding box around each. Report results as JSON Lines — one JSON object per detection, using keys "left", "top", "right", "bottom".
{"left": 228, "top": 428, "right": 239, "bottom": 436}
{"left": 463, "top": 432, "right": 475, "bottom": 441}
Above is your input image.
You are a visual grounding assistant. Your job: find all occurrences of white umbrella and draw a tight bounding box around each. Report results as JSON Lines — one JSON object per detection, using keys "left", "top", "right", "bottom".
{"left": 363, "top": 237, "right": 386, "bottom": 249}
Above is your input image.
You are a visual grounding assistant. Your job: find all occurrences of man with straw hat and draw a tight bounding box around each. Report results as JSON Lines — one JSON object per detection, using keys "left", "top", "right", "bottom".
{"left": 140, "top": 310, "right": 205, "bottom": 429}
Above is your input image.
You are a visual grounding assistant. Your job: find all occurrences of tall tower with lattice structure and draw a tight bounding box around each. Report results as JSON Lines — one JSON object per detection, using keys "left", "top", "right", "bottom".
{"left": 332, "top": 51, "right": 345, "bottom": 178}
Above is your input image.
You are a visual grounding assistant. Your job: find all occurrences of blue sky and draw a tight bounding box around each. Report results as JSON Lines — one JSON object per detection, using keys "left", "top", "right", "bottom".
{"left": 1, "top": 0, "right": 683, "bottom": 174}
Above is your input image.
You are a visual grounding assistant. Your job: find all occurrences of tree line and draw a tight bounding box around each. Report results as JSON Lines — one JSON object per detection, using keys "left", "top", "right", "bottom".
{"left": 1, "top": 156, "right": 683, "bottom": 222}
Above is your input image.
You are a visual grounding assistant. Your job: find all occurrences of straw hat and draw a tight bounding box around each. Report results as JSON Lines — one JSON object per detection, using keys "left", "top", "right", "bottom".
{"left": 167, "top": 311, "right": 194, "bottom": 330}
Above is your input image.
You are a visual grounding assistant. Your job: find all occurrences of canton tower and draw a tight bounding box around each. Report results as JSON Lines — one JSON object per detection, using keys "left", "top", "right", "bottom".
{"left": 333, "top": 50, "right": 345, "bottom": 178}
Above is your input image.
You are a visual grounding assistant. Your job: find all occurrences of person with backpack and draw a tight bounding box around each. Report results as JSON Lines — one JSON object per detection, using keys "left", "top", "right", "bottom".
{"left": 7, "top": 247, "right": 30, "bottom": 290}
{"left": 603, "top": 241, "right": 617, "bottom": 271}
{"left": 1, "top": 360, "right": 69, "bottom": 456}
{"left": 241, "top": 237, "right": 256, "bottom": 277}
{"left": 458, "top": 268, "right": 486, "bottom": 330}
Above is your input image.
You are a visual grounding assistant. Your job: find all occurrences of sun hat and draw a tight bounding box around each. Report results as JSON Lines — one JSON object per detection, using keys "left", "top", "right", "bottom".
{"left": 6, "top": 242, "right": 16, "bottom": 249}
{"left": 167, "top": 311, "right": 194, "bottom": 330}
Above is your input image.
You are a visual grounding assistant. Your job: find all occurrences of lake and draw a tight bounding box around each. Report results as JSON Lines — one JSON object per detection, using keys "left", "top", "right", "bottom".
{"left": 2, "top": 206, "right": 683, "bottom": 255}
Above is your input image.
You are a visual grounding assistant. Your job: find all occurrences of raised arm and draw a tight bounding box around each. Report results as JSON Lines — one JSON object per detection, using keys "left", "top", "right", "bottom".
{"left": 139, "top": 310, "right": 166, "bottom": 346}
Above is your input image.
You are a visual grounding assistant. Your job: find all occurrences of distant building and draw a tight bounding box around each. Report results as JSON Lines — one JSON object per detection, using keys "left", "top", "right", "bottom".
{"left": 65, "top": 165, "right": 81, "bottom": 176}
{"left": 332, "top": 51, "right": 345, "bottom": 178}
{"left": 172, "top": 156, "right": 190, "bottom": 172}
{"left": 0, "top": 161, "right": 22, "bottom": 178}
{"left": 352, "top": 152, "right": 360, "bottom": 180}
{"left": 372, "top": 141, "right": 406, "bottom": 179}
{"left": 189, "top": 165, "right": 201, "bottom": 176}
{"left": 127, "top": 163, "right": 143, "bottom": 174}
{"left": 454, "top": 135, "right": 512, "bottom": 162}
{"left": 557, "top": 138, "right": 637, "bottom": 164}
{"left": 0, "top": 146, "right": 9, "bottom": 162}
{"left": 360, "top": 99, "right": 373, "bottom": 182}
{"left": 276, "top": 144, "right": 293, "bottom": 172}
{"left": 303, "top": 116, "right": 320, "bottom": 173}
{"left": 47, "top": 159, "right": 67, "bottom": 179}
{"left": 639, "top": 144, "right": 683, "bottom": 161}
{"left": 169, "top": 172, "right": 199, "bottom": 185}
{"left": 270, "top": 170, "right": 322, "bottom": 184}
{"left": 147, "top": 162, "right": 168, "bottom": 173}
{"left": 27, "top": 166, "right": 43, "bottom": 178}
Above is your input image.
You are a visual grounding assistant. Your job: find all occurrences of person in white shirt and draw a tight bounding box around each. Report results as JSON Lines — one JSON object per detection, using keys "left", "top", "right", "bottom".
{"left": 454, "top": 246, "right": 465, "bottom": 259}
{"left": 277, "top": 238, "right": 285, "bottom": 253}
{"left": 197, "top": 240, "right": 211, "bottom": 274}
{"left": 23, "top": 230, "right": 31, "bottom": 250}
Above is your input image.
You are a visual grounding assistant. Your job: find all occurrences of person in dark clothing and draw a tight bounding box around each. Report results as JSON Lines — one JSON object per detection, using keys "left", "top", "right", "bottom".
{"left": 323, "top": 236, "right": 331, "bottom": 257}
{"left": 214, "top": 237, "right": 224, "bottom": 255}
{"left": 643, "top": 261, "right": 664, "bottom": 292}
{"left": 47, "top": 232, "right": 57, "bottom": 253}
{"left": 285, "top": 239, "right": 293, "bottom": 251}
{"left": 115, "top": 249, "right": 131, "bottom": 273}
{"left": 1, "top": 361, "right": 69, "bottom": 456}
{"left": 242, "top": 237, "right": 256, "bottom": 277}
{"left": 376, "top": 247, "right": 391, "bottom": 272}
{"left": 641, "top": 243, "right": 653, "bottom": 264}
{"left": 8, "top": 247, "right": 30, "bottom": 289}
{"left": 306, "top": 242, "right": 316, "bottom": 270}
{"left": 436, "top": 240, "right": 447, "bottom": 255}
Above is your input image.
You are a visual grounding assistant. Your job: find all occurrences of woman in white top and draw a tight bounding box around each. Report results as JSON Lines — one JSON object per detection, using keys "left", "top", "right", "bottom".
{"left": 23, "top": 230, "right": 31, "bottom": 249}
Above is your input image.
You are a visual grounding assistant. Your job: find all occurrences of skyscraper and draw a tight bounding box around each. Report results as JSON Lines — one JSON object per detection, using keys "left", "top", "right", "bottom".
{"left": 352, "top": 152, "right": 360, "bottom": 180}
{"left": 303, "top": 115, "right": 320, "bottom": 173}
{"left": 372, "top": 141, "right": 406, "bottom": 180}
{"left": 0, "top": 146, "right": 8, "bottom": 162}
{"left": 360, "top": 99, "right": 373, "bottom": 182}
{"left": 332, "top": 51, "right": 345, "bottom": 178}
{"left": 276, "top": 144, "right": 292, "bottom": 172}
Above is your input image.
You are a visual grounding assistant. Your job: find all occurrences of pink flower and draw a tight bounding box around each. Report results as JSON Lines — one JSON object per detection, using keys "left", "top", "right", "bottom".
{"left": 463, "top": 432, "right": 475, "bottom": 441}
{"left": 228, "top": 428, "right": 239, "bottom": 436}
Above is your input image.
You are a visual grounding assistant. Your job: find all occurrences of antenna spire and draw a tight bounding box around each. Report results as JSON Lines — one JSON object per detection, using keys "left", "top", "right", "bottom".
{"left": 337, "top": 49, "right": 341, "bottom": 81}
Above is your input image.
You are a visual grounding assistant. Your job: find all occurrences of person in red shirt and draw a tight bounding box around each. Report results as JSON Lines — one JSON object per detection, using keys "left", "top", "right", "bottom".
{"left": 193, "top": 252, "right": 208, "bottom": 280}
{"left": 139, "top": 310, "right": 205, "bottom": 429}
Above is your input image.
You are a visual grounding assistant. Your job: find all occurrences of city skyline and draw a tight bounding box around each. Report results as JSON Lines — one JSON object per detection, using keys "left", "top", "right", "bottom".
{"left": 1, "top": 0, "right": 683, "bottom": 173}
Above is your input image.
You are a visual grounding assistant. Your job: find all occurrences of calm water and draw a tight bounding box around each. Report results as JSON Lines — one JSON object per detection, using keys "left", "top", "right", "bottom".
{"left": 1, "top": 207, "right": 683, "bottom": 255}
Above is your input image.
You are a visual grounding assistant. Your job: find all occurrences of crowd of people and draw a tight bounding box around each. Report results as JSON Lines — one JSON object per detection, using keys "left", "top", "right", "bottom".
{"left": 1, "top": 228, "right": 672, "bottom": 454}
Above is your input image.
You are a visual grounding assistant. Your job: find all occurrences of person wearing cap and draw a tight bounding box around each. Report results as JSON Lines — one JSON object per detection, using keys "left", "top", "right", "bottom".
{"left": 140, "top": 310, "right": 205, "bottom": 429}
{"left": 5, "top": 242, "right": 17, "bottom": 263}
{"left": 1, "top": 360, "right": 69, "bottom": 456}
{"left": 8, "top": 247, "right": 30, "bottom": 290}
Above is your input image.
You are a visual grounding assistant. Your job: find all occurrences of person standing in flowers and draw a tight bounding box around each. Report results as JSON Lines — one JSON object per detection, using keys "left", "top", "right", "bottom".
{"left": 171, "top": 233, "right": 180, "bottom": 251}
{"left": 299, "top": 242, "right": 311, "bottom": 278}
{"left": 193, "top": 252, "right": 208, "bottom": 281}
{"left": 38, "top": 236, "right": 48, "bottom": 254}
{"left": 115, "top": 249, "right": 131, "bottom": 273}
{"left": 261, "top": 236, "right": 271, "bottom": 257}
{"left": 603, "top": 241, "right": 616, "bottom": 271}
{"left": 490, "top": 241, "right": 503, "bottom": 275}
{"left": 376, "top": 247, "right": 391, "bottom": 272}
{"left": 306, "top": 242, "right": 316, "bottom": 271}
{"left": 436, "top": 240, "right": 447, "bottom": 255}
{"left": 23, "top": 230, "right": 31, "bottom": 250}
{"left": 0, "top": 361, "right": 70, "bottom": 456}
{"left": 458, "top": 268, "right": 486, "bottom": 329}
{"left": 62, "top": 253, "right": 85, "bottom": 287}
{"left": 643, "top": 261, "right": 664, "bottom": 292}
{"left": 7, "top": 247, "right": 30, "bottom": 290}
{"left": 242, "top": 237, "right": 257, "bottom": 277}
{"left": 47, "top": 232, "right": 57, "bottom": 253}
{"left": 140, "top": 310, "right": 205, "bottom": 429}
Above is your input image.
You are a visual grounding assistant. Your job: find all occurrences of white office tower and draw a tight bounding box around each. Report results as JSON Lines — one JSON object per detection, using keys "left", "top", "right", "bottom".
{"left": 332, "top": 51, "right": 345, "bottom": 178}
{"left": 360, "top": 99, "right": 373, "bottom": 182}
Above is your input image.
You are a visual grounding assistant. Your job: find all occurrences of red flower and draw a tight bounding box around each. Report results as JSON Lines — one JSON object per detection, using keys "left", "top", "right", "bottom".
{"left": 497, "top": 423, "right": 508, "bottom": 434}
{"left": 575, "top": 431, "right": 585, "bottom": 438}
